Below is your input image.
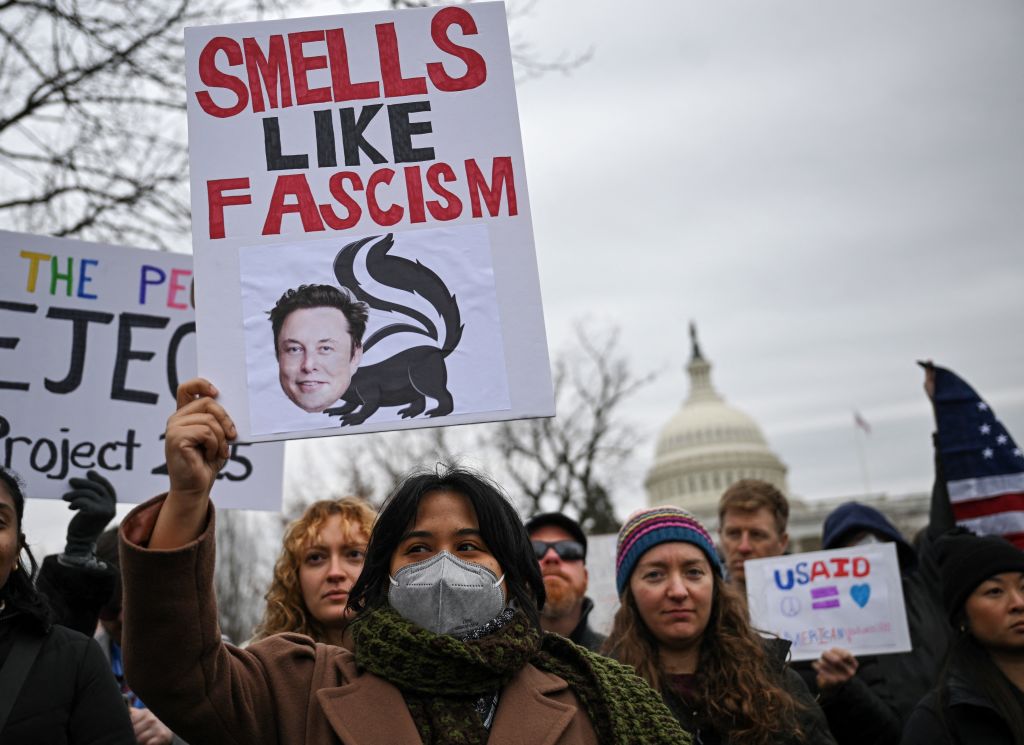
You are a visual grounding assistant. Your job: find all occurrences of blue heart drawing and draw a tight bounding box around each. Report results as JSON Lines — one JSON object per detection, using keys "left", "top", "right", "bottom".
{"left": 850, "top": 584, "right": 871, "bottom": 608}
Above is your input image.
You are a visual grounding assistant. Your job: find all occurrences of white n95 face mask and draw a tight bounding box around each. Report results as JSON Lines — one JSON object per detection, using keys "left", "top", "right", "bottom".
{"left": 388, "top": 550, "right": 506, "bottom": 636}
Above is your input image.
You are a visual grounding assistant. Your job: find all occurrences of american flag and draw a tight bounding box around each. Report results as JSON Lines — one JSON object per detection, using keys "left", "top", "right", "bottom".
{"left": 928, "top": 363, "right": 1024, "bottom": 548}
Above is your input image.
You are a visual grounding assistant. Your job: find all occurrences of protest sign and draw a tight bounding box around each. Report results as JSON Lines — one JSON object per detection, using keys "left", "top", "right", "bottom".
{"left": 745, "top": 543, "right": 912, "bottom": 661}
{"left": 184, "top": 1, "right": 554, "bottom": 442}
{"left": 0, "top": 231, "right": 285, "bottom": 510}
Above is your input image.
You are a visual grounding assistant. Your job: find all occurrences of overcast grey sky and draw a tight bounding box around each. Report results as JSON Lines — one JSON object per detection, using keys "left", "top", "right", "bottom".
{"left": 511, "top": 0, "right": 1024, "bottom": 515}
{"left": 22, "top": 0, "right": 1024, "bottom": 553}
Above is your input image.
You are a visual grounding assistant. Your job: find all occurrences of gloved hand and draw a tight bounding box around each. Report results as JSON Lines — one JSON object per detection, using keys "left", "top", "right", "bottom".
{"left": 59, "top": 470, "right": 117, "bottom": 569}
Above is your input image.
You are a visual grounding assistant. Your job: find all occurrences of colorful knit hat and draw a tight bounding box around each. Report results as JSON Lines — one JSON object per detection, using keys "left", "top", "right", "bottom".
{"left": 616, "top": 506, "right": 721, "bottom": 595}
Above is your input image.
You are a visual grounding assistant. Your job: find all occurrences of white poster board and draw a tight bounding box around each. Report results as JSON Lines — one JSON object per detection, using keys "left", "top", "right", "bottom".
{"left": 585, "top": 533, "right": 621, "bottom": 635}
{"left": 184, "top": 2, "right": 553, "bottom": 442}
{"left": 745, "top": 543, "right": 912, "bottom": 661}
{"left": 0, "top": 231, "right": 285, "bottom": 510}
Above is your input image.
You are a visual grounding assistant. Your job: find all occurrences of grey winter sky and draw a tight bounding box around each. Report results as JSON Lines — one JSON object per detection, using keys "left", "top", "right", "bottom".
{"left": 513, "top": 0, "right": 1024, "bottom": 515}
{"left": 22, "top": 0, "right": 1024, "bottom": 553}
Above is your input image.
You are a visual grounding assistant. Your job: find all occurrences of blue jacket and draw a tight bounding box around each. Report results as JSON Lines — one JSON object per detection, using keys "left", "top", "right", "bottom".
{"left": 822, "top": 501, "right": 917, "bottom": 570}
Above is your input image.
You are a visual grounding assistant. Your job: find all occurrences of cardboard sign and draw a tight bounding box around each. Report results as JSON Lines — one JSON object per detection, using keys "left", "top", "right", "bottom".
{"left": 184, "top": 2, "right": 554, "bottom": 442}
{"left": 745, "top": 543, "right": 912, "bottom": 661}
{"left": 0, "top": 231, "right": 285, "bottom": 510}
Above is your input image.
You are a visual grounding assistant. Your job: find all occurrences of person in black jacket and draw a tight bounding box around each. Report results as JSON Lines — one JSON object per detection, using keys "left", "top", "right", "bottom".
{"left": 0, "top": 465, "right": 134, "bottom": 745}
{"left": 36, "top": 471, "right": 119, "bottom": 637}
{"left": 604, "top": 505, "right": 836, "bottom": 745}
{"left": 902, "top": 530, "right": 1024, "bottom": 745}
{"left": 525, "top": 512, "right": 607, "bottom": 652}
{"left": 790, "top": 364, "right": 958, "bottom": 745}
{"left": 797, "top": 491, "right": 953, "bottom": 743}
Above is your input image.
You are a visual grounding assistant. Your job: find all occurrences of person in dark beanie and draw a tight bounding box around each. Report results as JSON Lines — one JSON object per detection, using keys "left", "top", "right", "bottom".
{"left": 790, "top": 365, "right": 964, "bottom": 745}
{"left": 902, "top": 530, "right": 1024, "bottom": 745}
{"left": 525, "top": 512, "right": 606, "bottom": 652}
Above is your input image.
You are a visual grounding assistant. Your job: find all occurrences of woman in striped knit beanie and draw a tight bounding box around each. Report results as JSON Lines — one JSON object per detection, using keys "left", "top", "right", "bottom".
{"left": 603, "top": 506, "right": 835, "bottom": 745}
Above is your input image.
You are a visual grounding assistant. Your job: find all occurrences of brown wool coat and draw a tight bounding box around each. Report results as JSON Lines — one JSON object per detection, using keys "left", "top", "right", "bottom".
{"left": 120, "top": 496, "right": 601, "bottom": 745}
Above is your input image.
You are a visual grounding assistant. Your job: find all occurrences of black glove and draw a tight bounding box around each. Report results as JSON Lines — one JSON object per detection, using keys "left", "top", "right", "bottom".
{"left": 60, "top": 470, "right": 117, "bottom": 568}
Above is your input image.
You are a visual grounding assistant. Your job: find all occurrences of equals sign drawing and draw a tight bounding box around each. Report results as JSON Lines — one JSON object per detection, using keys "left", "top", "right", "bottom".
{"left": 811, "top": 586, "right": 840, "bottom": 610}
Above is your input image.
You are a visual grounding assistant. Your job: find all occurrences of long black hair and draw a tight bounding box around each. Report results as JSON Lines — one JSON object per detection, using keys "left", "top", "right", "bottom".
{"left": 0, "top": 467, "right": 51, "bottom": 630}
{"left": 941, "top": 619, "right": 1024, "bottom": 745}
{"left": 348, "top": 464, "right": 545, "bottom": 630}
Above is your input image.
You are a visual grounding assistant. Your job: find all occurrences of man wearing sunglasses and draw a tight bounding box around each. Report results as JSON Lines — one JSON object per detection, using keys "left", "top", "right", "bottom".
{"left": 524, "top": 512, "right": 606, "bottom": 652}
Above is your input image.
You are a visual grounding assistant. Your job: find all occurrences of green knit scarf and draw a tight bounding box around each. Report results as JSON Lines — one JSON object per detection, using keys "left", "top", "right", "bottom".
{"left": 351, "top": 606, "right": 691, "bottom": 745}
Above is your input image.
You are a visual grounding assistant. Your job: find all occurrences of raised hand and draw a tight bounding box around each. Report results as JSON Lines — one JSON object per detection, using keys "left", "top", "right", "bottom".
{"left": 61, "top": 470, "right": 117, "bottom": 567}
{"left": 165, "top": 378, "right": 236, "bottom": 502}
{"left": 150, "top": 378, "right": 236, "bottom": 550}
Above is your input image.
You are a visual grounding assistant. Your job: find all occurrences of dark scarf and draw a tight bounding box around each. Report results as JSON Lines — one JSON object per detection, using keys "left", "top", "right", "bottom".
{"left": 351, "top": 605, "right": 691, "bottom": 745}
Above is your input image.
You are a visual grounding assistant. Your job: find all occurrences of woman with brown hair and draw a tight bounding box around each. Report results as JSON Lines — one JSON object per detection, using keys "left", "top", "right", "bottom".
{"left": 254, "top": 497, "right": 375, "bottom": 645}
{"left": 116, "top": 379, "right": 688, "bottom": 745}
{"left": 604, "top": 506, "right": 835, "bottom": 745}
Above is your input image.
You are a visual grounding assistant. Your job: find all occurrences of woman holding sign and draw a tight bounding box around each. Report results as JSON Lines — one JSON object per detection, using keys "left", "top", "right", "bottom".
{"left": 116, "top": 378, "right": 687, "bottom": 745}
{"left": 902, "top": 530, "right": 1024, "bottom": 745}
{"left": 604, "top": 506, "right": 835, "bottom": 745}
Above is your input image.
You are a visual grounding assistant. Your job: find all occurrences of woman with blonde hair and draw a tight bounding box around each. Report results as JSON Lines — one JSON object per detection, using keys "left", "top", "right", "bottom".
{"left": 254, "top": 497, "right": 375, "bottom": 645}
{"left": 604, "top": 506, "right": 835, "bottom": 745}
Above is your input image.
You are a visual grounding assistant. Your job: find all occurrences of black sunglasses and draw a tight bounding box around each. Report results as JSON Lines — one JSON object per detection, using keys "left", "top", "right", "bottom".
{"left": 532, "top": 539, "right": 585, "bottom": 562}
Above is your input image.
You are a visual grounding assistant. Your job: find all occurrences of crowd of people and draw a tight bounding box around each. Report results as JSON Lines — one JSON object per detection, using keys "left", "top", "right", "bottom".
{"left": 1, "top": 370, "right": 1022, "bottom": 744}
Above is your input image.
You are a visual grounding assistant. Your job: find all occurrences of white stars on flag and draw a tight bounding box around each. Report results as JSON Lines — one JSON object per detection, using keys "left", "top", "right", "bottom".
{"left": 978, "top": 402, "right": 989, "bottom": 411}
{"left": 980, "top": 424, "right": 992, "bottom": 435}
{"left": 983, "top": 448, "right": 994, "bottom": 459}
{"left": 998, "top": 434, "right": 1009, "bottom": 445}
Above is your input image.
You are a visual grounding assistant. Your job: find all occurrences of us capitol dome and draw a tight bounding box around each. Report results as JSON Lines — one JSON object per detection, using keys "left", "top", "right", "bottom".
{"left": 642, "top": 323, "right": 928, "bottom": 550}
{"left": 644, "top": 323, "right": 788, "bottom": 521}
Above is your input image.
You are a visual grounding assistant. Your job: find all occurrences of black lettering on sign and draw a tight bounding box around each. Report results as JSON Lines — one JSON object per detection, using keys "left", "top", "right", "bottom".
{"left": 166, "top": 321, "right": 196, "bottom": 396}
{"left": 111, "top": 313, "right": 170, "bottom": 404}
{"left": 388, "top": 100, "right": 435, "bottom": 163}
{"left": 44, "top": 307, "right": 115, "bottom": 394}
{"left": 263, "top": 116, "right": 309, "bottom": 171}
{"left": 0, "top": 300, "right": 38, "bottom": 391}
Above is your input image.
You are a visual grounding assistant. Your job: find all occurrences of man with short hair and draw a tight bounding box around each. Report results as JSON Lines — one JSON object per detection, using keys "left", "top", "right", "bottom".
{"left": 717, "top": 479, "right": 790, "bottom": 592}
{"left": 525, "top": 512, "right": 606, "bottom": 652}
{"left": 268, "top": 284, "right": 369, "bottom": 414}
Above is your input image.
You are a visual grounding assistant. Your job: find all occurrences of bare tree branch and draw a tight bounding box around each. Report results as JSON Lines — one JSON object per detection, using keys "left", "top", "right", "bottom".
{"left": 488, "top": 321, "right": 655, "bottom": 532}
{"left": 291, "top": 321, "right": 652, "bottom": 535}
{"left": 0, "top": 0, "right": 287, "bottom": 249}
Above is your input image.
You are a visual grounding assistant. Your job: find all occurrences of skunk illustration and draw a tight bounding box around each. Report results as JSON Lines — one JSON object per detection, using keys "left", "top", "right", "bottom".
{"left": 324, "top": 233, "right": 464, "bottom": 427}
